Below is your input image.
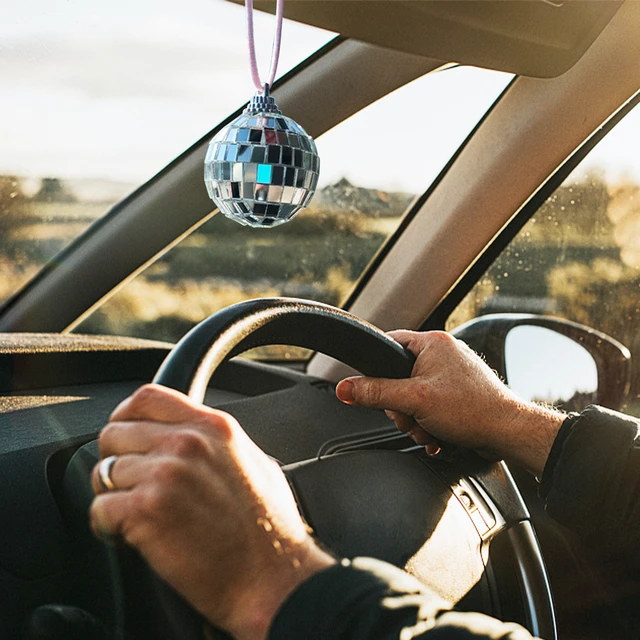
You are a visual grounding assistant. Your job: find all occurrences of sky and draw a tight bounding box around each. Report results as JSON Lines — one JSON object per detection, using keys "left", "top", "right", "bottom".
{"left": 1, "top": 0, "right": 638, "bottom": 195}
{"left": 505, "top": 325, "right": 598, "bottom": 404}
{"left": 0, "top": 0, "right": 330, "bottom": 186}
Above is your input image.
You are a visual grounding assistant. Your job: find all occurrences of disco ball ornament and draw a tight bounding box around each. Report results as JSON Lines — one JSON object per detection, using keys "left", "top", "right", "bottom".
{"left": 204, "top": 90, "right": 320, "bottom": 228}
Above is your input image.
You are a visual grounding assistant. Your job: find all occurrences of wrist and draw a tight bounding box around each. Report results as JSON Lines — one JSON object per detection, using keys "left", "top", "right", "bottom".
{"left": 503, "top": 401, "right": 565, "bottom": 477}
{"left": 224, "top": 541, "right": 336, "bottom": 640}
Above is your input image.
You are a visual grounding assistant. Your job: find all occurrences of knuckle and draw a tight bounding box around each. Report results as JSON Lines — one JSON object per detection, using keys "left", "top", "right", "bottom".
{"left": 359, "top": 379, "right": 382, "bottom": 407}
{"left": 130, "top": 384, "right": 162, "bottom": 409}
{"left": 424, "top": 330, "right": 456, "bottom": 349}
{"left": 166, "top": 429, "right": 210, "bottom": 458}
{"left": 99, "top": 422, "right": 123, "bottom": 451}
{"left": 206, "top": 410, "right": 238, "bottom": 440}
{"left": 121, "top": 518, "right": 152, "bottom": 549}
{"left": 151, "top": 457, "right": 187, "bottom": 487}
{"left": 137, "top": 485, "right": 170, "bottom": 520}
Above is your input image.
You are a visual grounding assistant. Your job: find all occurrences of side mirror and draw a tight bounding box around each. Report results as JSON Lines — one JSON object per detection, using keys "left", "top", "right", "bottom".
{"left": 451, "top": 314, "right": 631, "bottom": 412}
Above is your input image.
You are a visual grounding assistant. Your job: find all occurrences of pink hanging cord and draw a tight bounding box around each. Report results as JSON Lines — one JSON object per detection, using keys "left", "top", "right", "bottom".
{"left": 246, "top": 0, "right": 284, "bottom": 93}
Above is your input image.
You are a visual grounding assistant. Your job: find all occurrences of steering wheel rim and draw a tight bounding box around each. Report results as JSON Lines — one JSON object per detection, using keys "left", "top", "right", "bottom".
{"left": 153, "top": 297, "right": 416, "bottom": 402}
{"left": 88, "top": 298, "right": 556, "bottom": 640}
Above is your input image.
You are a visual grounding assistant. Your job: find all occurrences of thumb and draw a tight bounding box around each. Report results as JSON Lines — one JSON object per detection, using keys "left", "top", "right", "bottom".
{"left": 336, "top": 376, "right": 418, "bottom": 414}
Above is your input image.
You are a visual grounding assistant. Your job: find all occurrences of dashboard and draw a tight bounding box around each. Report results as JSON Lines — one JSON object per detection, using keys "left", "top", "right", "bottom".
{"left": 2, "top": 333, "right": 555, "bottom": 639}
{"left": 0, "top": 333, "right": 399, "bottom": 637}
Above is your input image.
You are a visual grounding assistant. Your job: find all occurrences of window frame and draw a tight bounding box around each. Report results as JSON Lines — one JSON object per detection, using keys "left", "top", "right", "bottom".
{"left": 424, "top": 89, "right": 640, "bottom": 332}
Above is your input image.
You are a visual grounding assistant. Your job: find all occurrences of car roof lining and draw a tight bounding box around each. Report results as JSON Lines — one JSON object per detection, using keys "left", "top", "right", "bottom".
{"left": 244, "top": 0, "right": 623, "bottom": 78}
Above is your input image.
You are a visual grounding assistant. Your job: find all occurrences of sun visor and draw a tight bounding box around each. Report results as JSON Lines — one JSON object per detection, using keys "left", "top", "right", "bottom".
{"left": 238, "top": 0, "right": 623, "bottom": 78}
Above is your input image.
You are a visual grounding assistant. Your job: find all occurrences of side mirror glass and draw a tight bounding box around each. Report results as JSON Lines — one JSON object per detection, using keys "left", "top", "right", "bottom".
{"left": 505, "top": 325, "right": 597, "bottom": 411}
{"left": 451, "top": 313, "right": 631, "bottom": 411}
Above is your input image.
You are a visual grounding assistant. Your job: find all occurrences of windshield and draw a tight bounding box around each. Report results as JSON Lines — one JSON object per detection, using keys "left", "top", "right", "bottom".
{"left": 0, "top": 0, "right": 332, "bottom": 306}
{"left": 72, "top": 65, "right": 512, "bottom": 357}
{"left": 1, "top": 1, "right": 512, "bottom": 352}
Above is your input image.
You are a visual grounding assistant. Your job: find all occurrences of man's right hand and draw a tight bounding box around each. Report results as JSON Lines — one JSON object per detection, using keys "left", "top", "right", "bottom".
{"left": 335, "top": 330, "right": 565, "bottom": 477}
{"left": 90, "top": 384, "right": 335, "bottom": 640}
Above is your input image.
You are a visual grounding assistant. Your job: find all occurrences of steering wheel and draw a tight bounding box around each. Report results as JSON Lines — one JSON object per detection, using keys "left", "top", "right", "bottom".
{"left": 66, "top": 298, "right": 557, "bottom": 639}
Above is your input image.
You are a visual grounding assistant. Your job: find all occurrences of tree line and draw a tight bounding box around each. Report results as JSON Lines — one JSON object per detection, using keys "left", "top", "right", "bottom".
{"left": 0, "top": 176, "right": 77, "bottom": 238}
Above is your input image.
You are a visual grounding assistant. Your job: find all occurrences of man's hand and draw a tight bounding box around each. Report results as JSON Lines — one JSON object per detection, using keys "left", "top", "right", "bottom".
{"left": 90, "top": 384, "right": 335, "bottom": 640}
{"left": 336, "top": 330, "right": 565, "bottom": 477}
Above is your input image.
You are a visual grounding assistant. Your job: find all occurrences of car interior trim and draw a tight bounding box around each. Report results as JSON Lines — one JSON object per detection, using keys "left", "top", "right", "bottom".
{"left": 340, "top": 74, "right": 518, "bottom": 314}
{"left": 247, "top": 0, "right": 623, "bottom": 79}
{"left": 309, "top": 0, "right": 640, "bottom": 381}
{"left": 424, "top": 88, "right": 640, "bottom": 333}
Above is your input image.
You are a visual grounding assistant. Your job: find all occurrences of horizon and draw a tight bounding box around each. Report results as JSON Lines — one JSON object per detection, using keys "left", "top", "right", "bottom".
{"left": 2, "top": 0, "right": 638, "bottom": 195}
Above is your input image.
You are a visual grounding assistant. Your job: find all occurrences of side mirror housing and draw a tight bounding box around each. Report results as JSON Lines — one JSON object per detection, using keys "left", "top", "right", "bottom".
{"left": 451, "top": 314, "right": 631, "bottom": 411}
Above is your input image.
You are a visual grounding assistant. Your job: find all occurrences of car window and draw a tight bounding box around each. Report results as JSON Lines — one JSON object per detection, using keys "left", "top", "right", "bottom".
{"left": 447, "top": 100, "right": 640, "bottom": 416}
{"left": 74, "top": 66, "right": 512, "bottom": 358}
{"left": 0, "top": 0, "right": 332, "bottom": 308}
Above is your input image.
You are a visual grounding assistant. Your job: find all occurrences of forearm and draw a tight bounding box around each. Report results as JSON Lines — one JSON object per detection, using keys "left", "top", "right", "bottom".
{"left": 229, "top": 543, "right": 336, "bottom": 640}
{"left": 500, "top": 401, "right": 565, "bottom": 478}
{"left": 540, "top": 405, "right": 640, "bottom": 560}
{"left": 269, "top": 558, "right": 536, "bottom": 640}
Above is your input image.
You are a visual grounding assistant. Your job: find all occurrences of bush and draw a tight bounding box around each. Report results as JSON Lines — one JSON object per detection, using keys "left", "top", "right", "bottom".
{"left": 0, "top": 175, "right": 30, "bottom": 243}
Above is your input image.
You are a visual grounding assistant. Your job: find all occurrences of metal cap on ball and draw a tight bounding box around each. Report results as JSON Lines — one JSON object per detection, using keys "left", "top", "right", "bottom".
{"left": 204, "top": 85, "right": 320, "bottom": 228}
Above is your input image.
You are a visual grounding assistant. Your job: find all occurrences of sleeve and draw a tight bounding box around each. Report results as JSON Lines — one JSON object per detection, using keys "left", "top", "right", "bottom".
{"left": 539, "top": 404, "right": 640, "bottom": 560}
{"left": 269, "top": 557, "right": 536, "bottom": 640}
{"left": 271, "top": 404, "right": 640, "bottom": 640}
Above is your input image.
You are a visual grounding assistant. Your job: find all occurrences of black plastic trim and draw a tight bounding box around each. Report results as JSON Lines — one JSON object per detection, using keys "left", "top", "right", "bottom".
{"left": 506, "top": 521, "right": 557, "bottom": 640}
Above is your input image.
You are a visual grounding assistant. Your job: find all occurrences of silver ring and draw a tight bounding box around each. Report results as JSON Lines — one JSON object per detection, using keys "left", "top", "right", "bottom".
{"left": 98, "top": 455, "right": 118, "bottom": 492}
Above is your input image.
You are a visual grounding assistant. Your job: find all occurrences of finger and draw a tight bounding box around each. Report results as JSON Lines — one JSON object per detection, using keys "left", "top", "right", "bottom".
{"left": 385, "top": 410, "right": 418, "bottom": 434}
{"left": 100, "top": 412, "right": 239, "bottom": 459}
{"left": 336, "top": 375, "right": 419, "bottom": 414}
{"left": 388, "top": 329, "right": 461, "bottom": 363}
{"left": 92, "top": 453, "right": 148, "bottom": 495}
{"left": 387, "top": 329, "right": 423, "bottom": 352}
{"left": 90, "top": 491, "right": 134, "bottom": 540}
{"left": 99, "top": 421, "right": 178, "bottom": 457}
{"left": 387, "top": 329, "right": 419, "bottom": 342}
{"left": 408, "top": 426, "right": 435, "bottom": 446}
{"left": 425, "top": 442, "right": 442, "bottom": 456}
{"left": 384, "top": 410, "right": 439, "bottom": 452}
{"left": 110, "top": 384, "right": 207, "bottom": 424}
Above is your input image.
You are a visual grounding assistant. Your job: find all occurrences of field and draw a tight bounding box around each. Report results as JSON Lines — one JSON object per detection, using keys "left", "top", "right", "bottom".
{"left": 0, "top": 197, "right": 403, "bottom": 359}
{"left": 4, "top": 173, "right": 640, "bottom": 384}
{"left": 77, "top": 208, "right": 397, "bottom": 354}
{"left": 0, "top": 201, "right": 109, "bottom": 303}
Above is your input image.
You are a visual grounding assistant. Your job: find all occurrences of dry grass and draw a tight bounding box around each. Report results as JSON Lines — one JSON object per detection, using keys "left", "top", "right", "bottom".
{"left": 81, "top": 275, "right": 317, "bottom": 359}
{"left": 103, "top": 277, "right": 281, "bottom": 323}
{"left": 364, "top": 217, "right": 402, "bottom": 235}
{"left": 14, "top": 202, "right": 110, "bottom": 241}
{"left": 0, "top": 261, "right": 40, "bottom": 305}
{"left": 82, "top": 277, "right": 281, "bottom": 334}
{"left": 30, "top": 201, "right": 110, "bottom": 221}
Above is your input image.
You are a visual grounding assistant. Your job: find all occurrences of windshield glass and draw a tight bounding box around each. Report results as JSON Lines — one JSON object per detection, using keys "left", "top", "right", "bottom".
{"left": 73, "top": 65, "right": 513, "bottom": 357}
{"left": 0, "top": 0, "right": 332, "bottom": 307}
